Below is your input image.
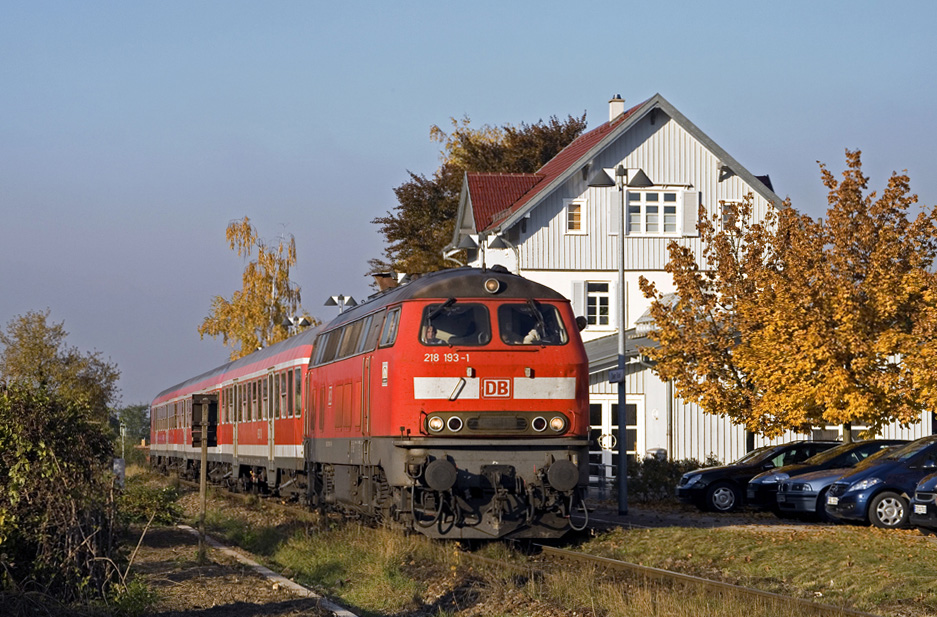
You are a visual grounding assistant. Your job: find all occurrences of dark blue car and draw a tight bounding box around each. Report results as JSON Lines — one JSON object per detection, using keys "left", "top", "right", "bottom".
{"left": 910, "top": 472, "right": 937, "bottom": 531}
{"left": 747, "top": 439, "right": 904, "bottom": 513}
{"left": 775, "top": 445, "right": 901, "bottom": 520}
{"left": 825, "top": 436, "right": 937, "bottom": 529}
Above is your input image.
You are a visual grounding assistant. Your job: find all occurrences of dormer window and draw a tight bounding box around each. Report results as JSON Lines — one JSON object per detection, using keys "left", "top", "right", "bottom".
{"left": 627, "top": 191, "right": 679, "bottom": 235}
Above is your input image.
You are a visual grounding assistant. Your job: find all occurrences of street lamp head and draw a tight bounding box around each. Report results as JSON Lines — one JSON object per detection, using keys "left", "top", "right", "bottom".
{"left": 587, "top": 168, "right": 615, "bottom": 188}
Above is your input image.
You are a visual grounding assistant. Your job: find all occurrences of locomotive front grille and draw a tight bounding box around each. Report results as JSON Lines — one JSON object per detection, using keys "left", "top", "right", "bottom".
{"left": 425, "top": 411, "right": 569, "bottom": 436}
{"left": 467, "top": 416, "right": 527, "bottom": 431}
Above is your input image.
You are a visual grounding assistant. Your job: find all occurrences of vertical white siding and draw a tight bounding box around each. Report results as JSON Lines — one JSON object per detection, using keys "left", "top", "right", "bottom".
{"left": 517, "top": 112, "right": 775, "bottom": 274}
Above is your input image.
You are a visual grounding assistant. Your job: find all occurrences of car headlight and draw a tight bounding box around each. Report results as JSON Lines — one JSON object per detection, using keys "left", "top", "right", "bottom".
{"left": 847, "top": 477, "right": 882, "bottom": 492}
{"left": 682, "top": 474, "right": 701, "bottom": 487}
{"left": 790, "top": 482, "right": 813, "bottom": 492}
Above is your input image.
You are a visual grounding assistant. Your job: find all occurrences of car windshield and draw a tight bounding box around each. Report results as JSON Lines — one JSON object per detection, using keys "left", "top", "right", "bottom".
{"left": 731, "top": 445, "right": 777, "bottom": 465}
{"left": 883, "top": 437, "right": 937, "bottom": 461}
{"left": 853, "top": 446, "right": 899, "bottom": 470}
{"left": 420, "top": 302, "right": 491, "bottom": 346}
{"left": 497, "top": 302, "right": 568, "bottom": 346}
{"left": 799, "top": 442, "right": 852, "bottom": 466}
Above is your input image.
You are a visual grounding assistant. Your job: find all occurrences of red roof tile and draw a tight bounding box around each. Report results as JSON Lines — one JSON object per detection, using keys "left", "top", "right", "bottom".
{"left": 467, "top": 173, "right": 543, "bottom": 231}
{"left": 469, "top": 101, "right": 645, "bottom": 231}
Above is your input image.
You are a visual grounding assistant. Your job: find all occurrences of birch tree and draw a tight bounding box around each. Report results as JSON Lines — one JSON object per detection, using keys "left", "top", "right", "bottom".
{"left": 198, "top": 217, "right": 315, "bottom": 360}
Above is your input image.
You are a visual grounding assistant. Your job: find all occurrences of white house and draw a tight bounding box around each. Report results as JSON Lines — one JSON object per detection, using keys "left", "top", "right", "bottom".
{"left": 448, "top": 93, "right": 934, "bottom": 475}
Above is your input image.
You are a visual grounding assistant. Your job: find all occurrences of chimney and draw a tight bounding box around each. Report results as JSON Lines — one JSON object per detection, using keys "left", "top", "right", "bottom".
{"left": 609, "top": 94, "right": 625, "bottom": 122}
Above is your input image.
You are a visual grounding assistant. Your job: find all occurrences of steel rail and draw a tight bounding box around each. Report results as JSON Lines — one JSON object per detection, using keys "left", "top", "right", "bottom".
{"left": 534, "top": 544, "right": 881, "bottom": 617}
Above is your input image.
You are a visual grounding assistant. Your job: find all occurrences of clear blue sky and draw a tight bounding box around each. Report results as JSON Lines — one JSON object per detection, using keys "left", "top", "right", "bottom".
{"left": 2, "top": 1, "right": 935, "bottom": 406}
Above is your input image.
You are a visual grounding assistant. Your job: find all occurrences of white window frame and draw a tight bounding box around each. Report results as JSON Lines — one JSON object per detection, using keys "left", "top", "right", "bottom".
{"left": 586, "top": 281, "right": 611, "bottom": 327}
{"left": 564, "top": 199, "right": 586, "bottom": 234}
{"left": 626, "top": 190, "right": 681, "bottom": 236}
{"left": 721, "top": 200, "right": 740, "bottom": 231}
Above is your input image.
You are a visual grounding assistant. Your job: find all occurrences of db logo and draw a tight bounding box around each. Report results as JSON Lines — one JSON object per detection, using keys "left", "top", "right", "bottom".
{"left": 482, "top": 378, "right": 511, "bottom": 398}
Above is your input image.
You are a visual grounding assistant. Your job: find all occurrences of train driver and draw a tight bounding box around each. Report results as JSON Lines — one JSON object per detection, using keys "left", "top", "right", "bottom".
{"left": 423, "top": 324, "right": 443, "bottom": 345}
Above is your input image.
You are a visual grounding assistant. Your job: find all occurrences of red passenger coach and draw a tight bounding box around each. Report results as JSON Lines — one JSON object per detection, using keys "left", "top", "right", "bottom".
{"left": 151, "top": 266, "right": 590, "bottom": 539}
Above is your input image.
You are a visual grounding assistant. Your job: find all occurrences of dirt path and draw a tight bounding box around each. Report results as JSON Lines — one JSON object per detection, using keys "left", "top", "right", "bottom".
{"left": 130, "top": 525, "right": 335, "bottom": 617}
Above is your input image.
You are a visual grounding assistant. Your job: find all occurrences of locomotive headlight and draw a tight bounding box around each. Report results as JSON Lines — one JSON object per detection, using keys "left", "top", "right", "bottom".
{"left": 549, "top": 416, "right": 567, "bottom": 432}
{"left": 484, "top": 278, "right": 502, "bottom": 294}
{"left": 447, "top": 416, "right": 464, "bottom": 432}
{"left": 531, "top": 416, "right": 547, "bottom": 432}
{"left": 427, "top": 416, "right": 445, "bottom": 432}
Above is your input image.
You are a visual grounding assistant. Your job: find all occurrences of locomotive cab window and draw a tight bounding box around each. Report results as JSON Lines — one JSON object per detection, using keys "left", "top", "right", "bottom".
{"left": 421, "top": 302, "right": 491, "bottom": 346}
{"left": 498, "top": 302, "right": 568, "bottom": 345}
{"left": 379, "top": 307, "right": 401, "bottom": 347}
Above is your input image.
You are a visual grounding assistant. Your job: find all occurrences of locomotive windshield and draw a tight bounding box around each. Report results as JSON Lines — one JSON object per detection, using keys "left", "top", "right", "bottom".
{"left": 421, "top": 302, "right": 491, "bottom": 346}
{"left": 498, "top": 301, "right": 568, "bottom": 345}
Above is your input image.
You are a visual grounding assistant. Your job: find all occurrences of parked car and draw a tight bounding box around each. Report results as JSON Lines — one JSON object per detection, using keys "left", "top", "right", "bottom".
{"left": 909, "top": 472, "right": 937, "bottom": 532}
{"left": 826, "top": 436, "right": 937, "bottom": 529}
{"left": 676, "top": 440, "right": 838, "bottom": 512}
{"left": 747, "top": 440, "right": 906, "bottom": 512}
{"left": 774, "top": 445, "right": 902, "bottom": 521}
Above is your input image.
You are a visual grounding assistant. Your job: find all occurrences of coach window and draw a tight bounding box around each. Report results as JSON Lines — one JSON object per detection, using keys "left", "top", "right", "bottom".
{"left": 260, "top": 378, "right": 267, "bottom": 420}
{"left": 294, "top": 368, "right": 302, "bottom": 417}
{"left": 420, "top": 303, "right": 491, "bottom": 346}
{"left": 272, "top": 374, "right": 279, "bottom": 419}
{"left": 498, "top": 302, "right": 568, "bottom": 345}
{"left": 379, "top": 307, "right": 401, "bottom": 347}
{"left": 281, "top": 372, "right": 288, "bottom": 418}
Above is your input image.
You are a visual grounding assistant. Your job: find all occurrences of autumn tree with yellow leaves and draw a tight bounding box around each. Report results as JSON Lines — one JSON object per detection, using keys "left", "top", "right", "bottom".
{"left": 199, "top": 217, "right": 315, "bottom": 360}
{"left": 641, "top": 150, "right": 937, "bottom": 439}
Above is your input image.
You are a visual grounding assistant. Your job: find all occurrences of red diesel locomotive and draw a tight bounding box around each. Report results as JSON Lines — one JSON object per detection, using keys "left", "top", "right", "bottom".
{"left": 150, "top": 266, "right": 590, "bottom": 539}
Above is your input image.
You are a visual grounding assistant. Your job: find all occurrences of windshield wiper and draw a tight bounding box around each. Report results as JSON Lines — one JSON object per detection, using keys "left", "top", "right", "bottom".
{"left": 428, "top": 297, "right": 456, "bottom": 322}
{"left": 527, "top": 299, "right": 547, "bottom": 342}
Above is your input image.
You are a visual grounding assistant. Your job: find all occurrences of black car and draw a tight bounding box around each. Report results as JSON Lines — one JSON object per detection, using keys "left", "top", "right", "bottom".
{"left": 910, "top": 471, "right": 937, "bottom": 531}
{"left": 676, "top": 440, "right": 839, "bottom": 512}
{"left": 746, "top": 440, "right": 906, "bottom": 512}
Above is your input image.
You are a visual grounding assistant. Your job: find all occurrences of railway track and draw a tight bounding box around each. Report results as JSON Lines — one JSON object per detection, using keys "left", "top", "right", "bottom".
{"left": 175, "top": 477, "right": 883, "bottom": 617}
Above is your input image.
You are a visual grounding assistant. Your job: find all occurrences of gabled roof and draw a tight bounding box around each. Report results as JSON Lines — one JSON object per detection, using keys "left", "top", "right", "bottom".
{"left": 465, "top": 173, "right": 543, "bottom": 231}
{"left": 452, "top": 93, "right": 782, "bottom": 239}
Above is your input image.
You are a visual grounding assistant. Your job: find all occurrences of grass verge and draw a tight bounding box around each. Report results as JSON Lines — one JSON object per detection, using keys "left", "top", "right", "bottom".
{"left": 583, "top": 524, "right": 937, "bottom": 615}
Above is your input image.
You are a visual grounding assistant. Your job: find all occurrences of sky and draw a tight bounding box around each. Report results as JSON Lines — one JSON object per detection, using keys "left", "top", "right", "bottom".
{"left": 2, "top": 1, "right": 935, "bottom": 406}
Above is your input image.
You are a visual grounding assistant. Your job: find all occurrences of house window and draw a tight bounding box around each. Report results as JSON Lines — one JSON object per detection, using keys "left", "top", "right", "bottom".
{"left": 565, "top": 200, "right": 584, "bottom": 233}
{"left": 721, "top": 201, "right": 739, "bottom": 230}
{"left": 586, "top": 282, "right": 610, "bottom": 326}
{"left": 627, "top": 191, "right": 679, "bottom": 235}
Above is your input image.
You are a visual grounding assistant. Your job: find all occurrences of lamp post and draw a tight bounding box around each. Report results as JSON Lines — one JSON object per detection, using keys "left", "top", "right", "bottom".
{"left": 588, "top": 164, "right": 629, "bottom": 515}
{"left": 324, "top": 294, "right": 357, "bottom": 313}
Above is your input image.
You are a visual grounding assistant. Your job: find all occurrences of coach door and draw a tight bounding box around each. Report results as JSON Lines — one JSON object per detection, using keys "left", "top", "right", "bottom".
{"left": 267, "top": 371, "right": 276, "bottom": 464}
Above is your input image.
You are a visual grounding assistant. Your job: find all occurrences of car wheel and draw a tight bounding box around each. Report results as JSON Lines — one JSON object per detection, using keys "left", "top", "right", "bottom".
{"left": 816, "top": 488, "right": 835, "bottom": 523}
{"left": 869, "top": 491, "right": 909, "bottom": 529}
{"left": 705, "top": 481, "right": 740, "bottom": 512}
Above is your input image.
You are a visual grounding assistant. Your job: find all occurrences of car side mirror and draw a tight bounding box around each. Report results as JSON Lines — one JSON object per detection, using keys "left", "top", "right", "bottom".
{"left": 761, "top": 462, "right": 775, "bottom": 470}
{"left": 924, "top": 459, "right": 937, "bottom": 469}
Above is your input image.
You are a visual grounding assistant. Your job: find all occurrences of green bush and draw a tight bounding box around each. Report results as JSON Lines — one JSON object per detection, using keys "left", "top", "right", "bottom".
{"left": 119, "top": 480, "right": 181, "bottom": 526}
{"left": 626, "top": 457, "right": 709, "bottom": 502}
{"left": 0, "top": 384, "right": 117, "bottom": 602}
